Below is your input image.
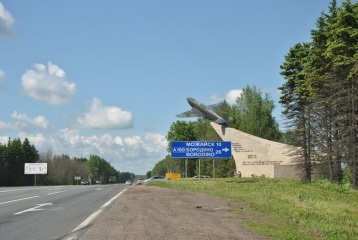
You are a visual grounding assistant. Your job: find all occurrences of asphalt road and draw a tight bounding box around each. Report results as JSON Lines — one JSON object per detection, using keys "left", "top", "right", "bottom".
{"left": 0, "top": 184, "right": 128, "bottom": 240}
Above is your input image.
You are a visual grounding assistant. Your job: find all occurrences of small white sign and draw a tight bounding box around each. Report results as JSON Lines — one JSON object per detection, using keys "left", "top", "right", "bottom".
{"left": 24, "top": 163, "right": 48, "bottom": 174}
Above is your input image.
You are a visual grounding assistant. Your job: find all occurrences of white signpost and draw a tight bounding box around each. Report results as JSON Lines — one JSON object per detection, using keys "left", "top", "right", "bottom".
{"left": 24, "top": 163, "right": 48, "bottom": 186}
{"left": 74, "top": 176, "right": 81, "bottom": 185}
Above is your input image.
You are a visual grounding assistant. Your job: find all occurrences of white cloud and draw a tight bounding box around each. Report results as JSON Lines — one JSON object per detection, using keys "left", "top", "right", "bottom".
{"left": 0, "top": 135, "right": 9, "bottom": 144}
{"left": 0, "top": 2, "right": 14, "bottom": 37}
{"left": 210, "top": 89, "right": 243, "bottom": 105}
{"left": 18, "top": 132, "right": 49, "bottom": 148}
{"left": 209, "top": 93, "right": 222, "bottom": 104}
{"left": 11, "top": 111, "right": 50, "bottom": 129}
{"left": 0, "top": 111, "right": 51, "bottom": 132}
{"left": 75, "top": 98, "right": 133, "bottom": 129}
{"left": 225, "top": 89, "right": 242, "bottom": 105}
{"left": 143, "top": 133, "right": 167, "bottom": 153}
{"left": 21, "top": 62, "right": 77, "bottom": 105}
{"left": 0, "top": 69, "right": 4, "bottom": 90}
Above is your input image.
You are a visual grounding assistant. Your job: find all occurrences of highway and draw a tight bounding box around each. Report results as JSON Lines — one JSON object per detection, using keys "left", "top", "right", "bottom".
{"left": 0, "top": 184, "right": 128, "bottom": 240}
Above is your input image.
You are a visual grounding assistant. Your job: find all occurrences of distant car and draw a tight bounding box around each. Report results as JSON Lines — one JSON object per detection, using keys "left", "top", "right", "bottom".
{"left": 125, "top": 180, "right": 132, "bottom": 185}
{"left": 95, "top": 180, "right": 101, "bottom": 184}
{"left": 191, "top": 175, "right": 211, "bottom": 179}
{"left": 81, "top": 179, "right": 91, "bottom": 185}
{"left": 136, "top": 179, "right": 144, "bottom": 185}
{"left": 148, "top": 176, "right": 167, "bottom": 181}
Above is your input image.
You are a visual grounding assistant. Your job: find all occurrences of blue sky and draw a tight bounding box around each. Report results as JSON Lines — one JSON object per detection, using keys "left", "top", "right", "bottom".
{"left": 0, "top": 0, "right": 344, "bottom": 175}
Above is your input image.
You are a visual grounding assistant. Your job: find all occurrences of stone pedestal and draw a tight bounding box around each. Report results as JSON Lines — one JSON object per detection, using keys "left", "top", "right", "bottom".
{"left": 210, "top": 122, "right": 299, "bottom": 178}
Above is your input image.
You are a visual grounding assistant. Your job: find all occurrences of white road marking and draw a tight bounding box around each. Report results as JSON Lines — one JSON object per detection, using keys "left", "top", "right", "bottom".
{"left": 64, "top": 189, "right": 127, "bottom": 240}
{"left": 0, "top": 196, "right": 39, "bottom": 205}
{"left": 14, "top": 203, "right": 53, "bottom": 215}
{"left": 0, "top": 188, "right": 40, "bottom": 193}
{"left": 47, "top": 190, "right": 67, "bottom": 195}
{"left": 0, "top": 186, "right": 65, "bottom": 193}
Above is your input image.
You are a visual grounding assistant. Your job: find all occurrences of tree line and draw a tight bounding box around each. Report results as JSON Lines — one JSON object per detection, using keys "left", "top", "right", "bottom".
{"left": 279, "top": 0, "right": 358, "bottom": 188}
{"left": 0, "top": 138, "right": 135, "bottom": 186}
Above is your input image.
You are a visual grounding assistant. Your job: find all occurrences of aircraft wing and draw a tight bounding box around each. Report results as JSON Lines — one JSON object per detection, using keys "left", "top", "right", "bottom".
{"left": 176, "top": 108, "right": 205, "bottom": 118}
{"left": 207, "top": 102, "right": 223, "bottom": 112}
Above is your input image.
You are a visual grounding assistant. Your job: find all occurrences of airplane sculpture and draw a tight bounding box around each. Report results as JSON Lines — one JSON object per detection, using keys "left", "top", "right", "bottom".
{"left": 176, "top": 97, "right": 232, "bottom": 126}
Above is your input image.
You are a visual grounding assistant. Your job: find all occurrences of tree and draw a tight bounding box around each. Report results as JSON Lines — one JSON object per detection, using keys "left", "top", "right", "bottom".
{"left": 146, "top": 171, "right": 152, "bottom": 179}
{"left": 118, "top": 172, "right": 135, "bottom": 183}
{"left": 166, "top": 121, "right": 197, "bottom": 177}
{"left": 323, "top": 0, "right": 358, "bottom": 187}
{"left": 234, "top": 85, "right": 283, "bottom": 142}
{"left": 87, "top": 154, "right": 117, "bottom": 184}
{"left": 279, "top": 43, "right": 314, "bottom": 183}
{"left": 0, "top": 138, "right": 39, "bottom": 186}
{"left": 279, "top": 0, "right": 358, "bottom": 187}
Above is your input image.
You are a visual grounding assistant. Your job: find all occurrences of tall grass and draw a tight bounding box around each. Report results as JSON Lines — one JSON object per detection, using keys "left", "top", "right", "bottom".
{"left": 146, "top": 177, "right": 358, "bottom": 239}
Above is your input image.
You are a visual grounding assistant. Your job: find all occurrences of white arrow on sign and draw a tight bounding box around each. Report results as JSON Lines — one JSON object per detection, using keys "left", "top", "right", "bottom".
{"left": 222, "top": 147, "right": 230, "bottom": 152}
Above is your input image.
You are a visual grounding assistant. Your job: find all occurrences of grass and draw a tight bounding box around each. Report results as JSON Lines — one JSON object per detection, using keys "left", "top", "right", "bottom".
{"left": 146, "top": 177, "right": 358, "bottom": 240}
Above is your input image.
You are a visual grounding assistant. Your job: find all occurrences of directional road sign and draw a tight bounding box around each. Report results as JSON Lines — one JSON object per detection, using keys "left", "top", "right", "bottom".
{"left": 171, "top": 141, "right": 231, "bottom": 159}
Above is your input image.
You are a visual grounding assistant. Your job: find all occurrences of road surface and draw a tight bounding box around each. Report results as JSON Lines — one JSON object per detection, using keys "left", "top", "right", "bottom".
{"left": 0, "top": 184, "right": 127, "bottom": 240}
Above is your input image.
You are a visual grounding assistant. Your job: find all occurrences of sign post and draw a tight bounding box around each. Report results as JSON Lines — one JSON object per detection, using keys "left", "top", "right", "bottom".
{"left": 74, "top": 176, "right": 81, "bottom": 185}
{"left": 171, "top": 141, "right": 231, "bottom": 178}
{"left": 24, "top": 163, "right": 48, "bottom": 186}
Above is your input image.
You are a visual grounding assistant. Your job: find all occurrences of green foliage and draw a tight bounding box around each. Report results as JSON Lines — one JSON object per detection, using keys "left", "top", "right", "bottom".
{"left": 118, "top": 172, "right": 135, "bottom": 183}
{"left": 152, "top": 155, "right": 181, "bottom": 176}
{"left": 147, "top": 178, "right": 358, "bottom": 239}
{"left": 87, "top": 154, "right": 118, "bottom": 184}
{"left": 0, "top": 138, "right": 39, "bottom": 186}
{"left": 166, "top": 120, "right": 197, "bottom": 151}
{"left": 233, "top": 85, "right": 283, "bottom": 142}
{"left": 279, "top": 1, "right": 358, "bottom": 187}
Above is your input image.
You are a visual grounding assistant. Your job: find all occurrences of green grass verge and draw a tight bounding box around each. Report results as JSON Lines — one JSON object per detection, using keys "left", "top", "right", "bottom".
{"left": 146, "top": 177, "right": 358, "bottom": 240}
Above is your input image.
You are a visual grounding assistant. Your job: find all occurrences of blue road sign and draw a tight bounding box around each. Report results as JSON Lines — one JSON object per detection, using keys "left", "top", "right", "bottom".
{"left": 171, "top": 141, "right": 231, "bottom": 159}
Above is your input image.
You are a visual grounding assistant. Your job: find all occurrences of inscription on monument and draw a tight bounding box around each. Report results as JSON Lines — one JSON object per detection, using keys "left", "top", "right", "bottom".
{"left": 242, "top": 160, "right": 283, "bottom": 166}
{"left": 232, "top": 142, "right": 253, "bottom": 153}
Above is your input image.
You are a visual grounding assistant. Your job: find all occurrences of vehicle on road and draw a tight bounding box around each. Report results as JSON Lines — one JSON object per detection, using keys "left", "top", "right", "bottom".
{"left": 147, "top": 176, "right": 167, "bottom": 181}
{"left": 81, "top": 179, "right": 91, "bottom": 185}
{"left": 136, "top": 179, "right": 144, "bottom": 185}
{"left": 191, "top": 175, "right": 211, "bottom": 179}
{"left": 125, "top": 180, "right": 132, "bottom": 185}
{"left": 95, "top": 180, "right": 101, "bottom": 184}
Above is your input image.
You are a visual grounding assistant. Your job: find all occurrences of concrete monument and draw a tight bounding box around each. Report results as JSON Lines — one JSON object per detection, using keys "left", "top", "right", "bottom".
{"left": 211, "top": 122, "right": 300, "bottom": 178}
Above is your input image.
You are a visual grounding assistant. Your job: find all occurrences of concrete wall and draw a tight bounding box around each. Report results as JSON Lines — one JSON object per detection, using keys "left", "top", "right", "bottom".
{"left": 210, "top": 122, "right": 299, "bottom": 178}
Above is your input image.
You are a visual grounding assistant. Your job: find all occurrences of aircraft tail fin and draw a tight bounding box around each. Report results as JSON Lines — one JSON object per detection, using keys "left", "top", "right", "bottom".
{"left": 222, "top": 113, "right": 232, "bottom": 123}
{"left": 223, "top": 113, "right": 232, "bottom": 122}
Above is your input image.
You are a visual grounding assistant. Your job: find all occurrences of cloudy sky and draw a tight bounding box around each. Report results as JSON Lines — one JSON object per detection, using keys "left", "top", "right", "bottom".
{"left": 0, "top": 1, "right": 341, "bottom": 174}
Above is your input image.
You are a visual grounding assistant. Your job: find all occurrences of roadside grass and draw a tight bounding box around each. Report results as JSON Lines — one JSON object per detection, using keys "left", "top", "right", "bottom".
{"left": 146, "top": 177, "right": 358, "bottom": 239}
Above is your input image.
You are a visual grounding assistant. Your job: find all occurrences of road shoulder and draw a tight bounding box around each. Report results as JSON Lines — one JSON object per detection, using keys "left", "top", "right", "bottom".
{"left": 80, "top": 185, "right": 265, "bottom": 240}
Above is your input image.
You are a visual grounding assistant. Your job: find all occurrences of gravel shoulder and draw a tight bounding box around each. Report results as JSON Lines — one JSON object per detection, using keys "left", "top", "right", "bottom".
{"left": 80, "top": 185, "right": 265, "bottom": 240}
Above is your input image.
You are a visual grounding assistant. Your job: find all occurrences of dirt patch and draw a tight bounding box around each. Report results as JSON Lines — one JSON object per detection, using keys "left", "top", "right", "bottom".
{"left": 80, "top": 186, "right": 265, "bottom": 240}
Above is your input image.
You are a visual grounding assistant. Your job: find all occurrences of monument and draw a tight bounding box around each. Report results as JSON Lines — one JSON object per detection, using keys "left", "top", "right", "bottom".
{"left": 176, "top": 97, "right": 301, "bottom": 178}
{"left": 210, "top": 122, "right": 300, "bottom": 178}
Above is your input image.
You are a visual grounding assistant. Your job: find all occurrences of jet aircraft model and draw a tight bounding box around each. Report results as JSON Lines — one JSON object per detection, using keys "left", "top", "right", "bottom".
{"left": 176, "top": 97, "right": 232, "bottom": 126}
